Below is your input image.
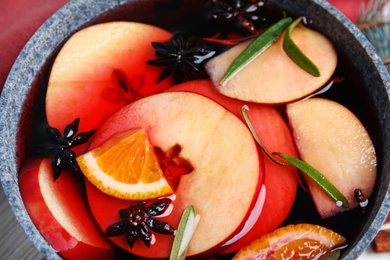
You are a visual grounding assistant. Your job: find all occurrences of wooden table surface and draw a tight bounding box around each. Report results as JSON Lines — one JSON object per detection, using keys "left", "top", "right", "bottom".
{"left": 0, "top": 186, "right": 43, "bottom": 260}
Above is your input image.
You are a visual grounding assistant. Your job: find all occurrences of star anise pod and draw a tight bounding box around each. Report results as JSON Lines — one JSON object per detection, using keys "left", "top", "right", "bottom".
{"left": 147, "top": 32, "right": 216, "bottom": 84}
{"left": 210, "top": 0, "right": 266, "bottom": 34}
{"left": 105, "top": 198, "right": 176, "bottom": 248}
{"left": 37, "top": 118, "right": 96, "bottom": 180}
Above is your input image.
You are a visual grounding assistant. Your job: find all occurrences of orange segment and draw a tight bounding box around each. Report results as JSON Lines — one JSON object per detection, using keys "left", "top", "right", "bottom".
{"left": 233, "top": 224, "right": 347, "bottom": 260}
{"left": 77, "top": 128, "right": 173, "bottom": 200}
{"left": 274, "top": 239, "right": 328, "bottom": 259}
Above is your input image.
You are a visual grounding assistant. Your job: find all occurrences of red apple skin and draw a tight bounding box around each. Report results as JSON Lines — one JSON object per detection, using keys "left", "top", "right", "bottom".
{"left": 166, "top": 79, "right": 299, "bottom": 252}
{"left": 84, "top": 179, "right": 178, "bottom": 258}
{"left": 19, "top": 158, "right": 114, "bottom": 260}
{"left": 84, "top": 166, "right": 263, "bottom": 259}
{"left": 45, "top": 22, "right": 174, "bottom": 155}
{"left": 84, "top": 91, "right": 264, "bottom": 258}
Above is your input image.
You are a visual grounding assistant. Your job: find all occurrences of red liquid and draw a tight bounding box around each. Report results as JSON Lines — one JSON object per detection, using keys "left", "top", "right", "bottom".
{"left": 19, "top": 1, "right": 376, "bottom": 259}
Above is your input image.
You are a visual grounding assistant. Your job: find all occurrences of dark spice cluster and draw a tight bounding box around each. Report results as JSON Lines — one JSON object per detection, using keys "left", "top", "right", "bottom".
{"left": 146, "top": 1, "right": 279, "bottom": 85}
{"left": 210, "top": 0, "right": 268, "bottom": 33}
{"left": 147, "top": 32, "right": 216, "bottom": 84}
{"left": 105, "top": 198, "right": 176, "bottom": 248}
{"left": 37, "top": 118, "right": 95, "bottom": 180}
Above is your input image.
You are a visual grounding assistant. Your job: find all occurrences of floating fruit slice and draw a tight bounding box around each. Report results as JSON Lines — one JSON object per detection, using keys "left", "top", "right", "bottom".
{"left": 19, "top": 158, "right": 115, "bottom": 259}
{"left": 77, "top": 128, "right": 173, "bottom": 200}
{"left": 166, "top": 80, "right": 299, "bottom": 253}
{"left": 286, "top": 98, "right": 377, "bottom": 218}
{"left": 233, "top": 224, "right": 346, "bottom": 259}
{"left": 46, "top": 21, "right": 174, "bottom": 155}
{"left": 206, "top": 22, "right": 337, "bottom": 104}
{"left": 86, "top": 91, "right": 263, "bottom": 258}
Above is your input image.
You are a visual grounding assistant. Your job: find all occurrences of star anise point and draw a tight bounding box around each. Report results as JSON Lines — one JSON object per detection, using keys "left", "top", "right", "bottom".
{"left": 37, "top": 118, "right": 95, "bottom": 180}
{"left": 105, "top": 198, "right": 176, "bottom": 248}
{"left": 211, "top": 0, "right": 267, "bottom": 34}
{"left": 147, "top": 32, "right": 216, "bottom": 84}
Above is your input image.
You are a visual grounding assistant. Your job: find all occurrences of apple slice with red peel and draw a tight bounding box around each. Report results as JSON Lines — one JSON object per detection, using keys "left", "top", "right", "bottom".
{"left": 46, "top": 21, "right": 174, "bottom": 154}
{"left": 166, "top": 79, "right": 298, "bottom": 252}
{"left": 286, "top": 98, "right": 377, "bottom": 218}
{"left": 205, "top": 23, "right": 337, "bottom": 104}
{"left": 84, "top": 91, "right": 264, "bottom": 258}
{"left": 85, "top": 180, "right": 177, "bottom": 258}
{"left": 19, "top": 158, "right": 115, "bottom": 259}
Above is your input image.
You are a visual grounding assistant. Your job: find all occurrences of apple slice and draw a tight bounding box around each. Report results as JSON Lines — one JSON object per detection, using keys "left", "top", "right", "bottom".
{"left": 19, "top": 158, "right": 115, "bottom": 259}
{"left": 46, "top": 21, "right": 174, "bottom": 154}
{"left": 166, "top": 79, "right": 298, "bottom": 252}
{"left": 286, "top": 98, "right": 377, "bottom": 218}
{"left": 205, "top": 23, "right": 337, "bottom": 104}
{"left": 84, "top": 91, "right": 264, "bottom": 258}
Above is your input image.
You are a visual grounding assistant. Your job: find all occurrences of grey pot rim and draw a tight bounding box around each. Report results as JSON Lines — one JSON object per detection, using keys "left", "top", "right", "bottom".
{"left": 0, "top": 0, "right": 389, "bottom": 259}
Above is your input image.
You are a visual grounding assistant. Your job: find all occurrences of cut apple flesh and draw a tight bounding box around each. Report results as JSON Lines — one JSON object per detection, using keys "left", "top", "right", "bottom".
{"left": 19, "top": 158, "right": 115, "bottom": 259}
{"left": 24, "top": 13, "right": 374, "bottom": 260}
{"left": 286, "top": 98, "right": 377, "bottom": 218}
{"left": 85, "top": 91, "right": 264, "bottom": 257}
{"left": 46, "top": 21, "right": 174, "bottom": 154}
{"left": 206, "top": 23, "right": 337, "bottom": 104}
{"left": 166, "top": 79, "right": 299, "bottom": 252}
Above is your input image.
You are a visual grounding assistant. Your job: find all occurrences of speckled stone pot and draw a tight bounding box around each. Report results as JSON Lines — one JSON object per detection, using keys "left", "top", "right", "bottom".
{"left": 1, "top": 0, "right": 389, "bottom": 259}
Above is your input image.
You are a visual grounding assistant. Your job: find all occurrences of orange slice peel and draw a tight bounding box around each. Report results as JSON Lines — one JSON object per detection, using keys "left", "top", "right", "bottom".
{"left": 233, "top": 223, "right": 347, "bottom": 260}
{"left": 77, "top": 128, "right": 173, "bottom": 200}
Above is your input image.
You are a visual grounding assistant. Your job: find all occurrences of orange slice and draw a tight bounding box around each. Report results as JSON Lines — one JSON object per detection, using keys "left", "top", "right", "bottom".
{"left": 233, "top": 224, "right": 347, "bottom": 260}
{"left": 77, "top": 128, "right": 173, "bottom": 200}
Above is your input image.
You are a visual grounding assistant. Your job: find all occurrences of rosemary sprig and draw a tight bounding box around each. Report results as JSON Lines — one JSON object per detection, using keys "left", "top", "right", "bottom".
{"left": 275, "top": 153, "right": 349, "bottom": 208}
{"left": 241, "top": 105, "right": 349, "bottom": 208}
{"left": 220, "top": 17, "right": 292, "bottom": 86}
{"left": 283, "top": 17, "right": 321, "bottom": 77}
{"left": 169, "top": 205, "right": 197, "bottom": 260}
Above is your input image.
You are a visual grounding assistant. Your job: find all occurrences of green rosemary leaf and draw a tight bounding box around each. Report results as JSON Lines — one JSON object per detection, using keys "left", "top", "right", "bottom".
{"left": 169, "top": 205, "right": 197, "bottom": 260}
{"left": 220, "top": 17, "right": 293, "bottom": 86}
{"left": 240, "top": 105, "right": 348, "bottom": 208}
{"left": 241, "top": 105, "right": 290, "bottom": 166}
{"left": 275, "top": 153, "right": 349, "bottom": 208}
{"left": 283, "top": 17, "right": 321, "bottom": 77}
